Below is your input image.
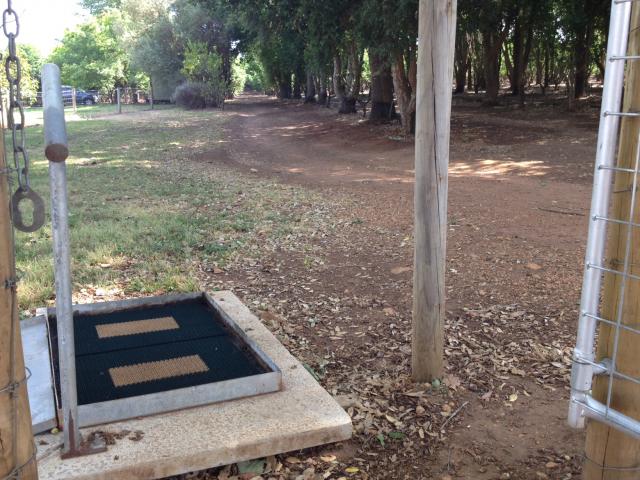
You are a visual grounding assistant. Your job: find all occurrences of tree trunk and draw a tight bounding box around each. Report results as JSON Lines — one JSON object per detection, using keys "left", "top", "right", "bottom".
{"left": 574, "top": 23, "right": 593, "bottom": 98}
{"left": 339, "top": 42, "right": 362, "bottom": 114}
{"left": 278, "top": 75, "right": 292, "bottom": 99}
{"left": 544, "top": 41, "right": 551, "bottom": 93}
{"left": 535, "top": 44, "right": 543, "bottom": 88}
{"left": 482, "top": 30, "right": 502, "bottom": 105}
{"left": 304, "top": 72, "right": 316, "bottom": 103}
{"left": 317, "top": 73, "right": 328, "bottom": 104}
{"left": 346, "top": 41, "right": 363, "bottom": 97}
{"left": 504, "top": 42, "right": 515, "bottom": 94}
{"left": 369, "top": 53, "right": 395, "bottom": 122}
{"left": 391, "top": 49, "right": 417, "bottom": 134}
{"left": 333, "top": 55, "right": 345, "bottom": 103}
{"left": 293, "top": 69, "right": 303, "bottom": 99}
{"left": 517, "top": 22, "right": 534, "bottom": 105}
{"left": 454, "top": 27, "right": 468, "bottom": 94}
{"left": 339, "top": 97, "right": 357, "bottom": 114}
{"left": 470, "top": 32, "right": 485, "bottom": 94}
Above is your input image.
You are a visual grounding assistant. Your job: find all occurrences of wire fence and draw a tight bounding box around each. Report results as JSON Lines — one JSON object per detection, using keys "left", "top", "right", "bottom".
{"left": 569, "top": 0, "right": 640, "bottom": 441}
{"left": 29, "top": 87, "right": 155, "bottom": 109}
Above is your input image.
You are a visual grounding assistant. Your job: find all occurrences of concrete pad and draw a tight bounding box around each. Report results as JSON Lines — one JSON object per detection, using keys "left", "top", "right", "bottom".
{"left": 36, "top": 291, "right": 352, "bottom": 480}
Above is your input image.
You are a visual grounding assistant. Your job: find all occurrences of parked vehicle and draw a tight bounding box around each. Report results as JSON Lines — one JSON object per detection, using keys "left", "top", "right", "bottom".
{"left": 61, "top": 86, "right": 98, "bottom": 105}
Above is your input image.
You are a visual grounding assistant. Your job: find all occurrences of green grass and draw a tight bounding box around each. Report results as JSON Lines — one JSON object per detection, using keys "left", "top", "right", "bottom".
{"left": 11, "top": 107, "right": 326, "bottom": 310}
{"left": 25, "top": 103, "right": 175, "bottom": 126}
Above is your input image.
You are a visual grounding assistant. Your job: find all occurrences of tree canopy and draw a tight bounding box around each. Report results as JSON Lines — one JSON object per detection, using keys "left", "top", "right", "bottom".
{"left": 48, "top": 0, "right": 615, "bottom": 122}
{"left": 49, "top": 12, "right": 130, "bottom": 90}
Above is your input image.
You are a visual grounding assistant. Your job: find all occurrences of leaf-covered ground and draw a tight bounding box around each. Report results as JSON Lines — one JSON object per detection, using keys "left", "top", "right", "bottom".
{"left": 19, "top": 97, "right": 596, "bottom": 479}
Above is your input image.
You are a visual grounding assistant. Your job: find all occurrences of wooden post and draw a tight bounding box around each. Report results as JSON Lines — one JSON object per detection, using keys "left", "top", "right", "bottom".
{"left": 412, "top": 0, "right": 457, "bottom": 382}
{"left": 0, "top": 112, "right": 38, "bottom": 478}
{"left": 71, "top": 87, "right": 77, "bottom": 113}
{"left": 116, "top": 88, "right": 122, "bottom": 114}
{"left": 149, "top": 80, "right": 154, "bottom": 110}
{"left": 584, "top": 4, "right": 640, "bottom": 478}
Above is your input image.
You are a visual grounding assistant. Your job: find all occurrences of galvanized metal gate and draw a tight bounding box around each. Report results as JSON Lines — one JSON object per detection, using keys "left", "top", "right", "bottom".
{"left": 569, "top": 0, "right": 640, "bottom": 439}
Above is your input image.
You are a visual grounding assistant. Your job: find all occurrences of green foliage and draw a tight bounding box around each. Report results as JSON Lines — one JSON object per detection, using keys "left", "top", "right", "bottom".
{"left": 49, "top": 12, "right": 130, "bottom": 90}
{"left": 74, "top": 0, "right": 616, "bottom": 104}
{"left": 182, "top": 41, "right": 223, "bottom": 84}
{"left": 19, "top": 45, "right": 43, "bottom": 87}
{"left": 129, "top": 11, "right": 182, "bottom": 81}
{"left": 80, "top": 0, "right": 122, "bottom": 15}
{"left": 1, "top": 45, "right": 40, "bottom": 103}
{"left": 178, "top": 40, "right": 227, "bottom": 106}
{"left": 242, "top": 55, "right": 266, "bottom": 92}
{"left": 231, "top": 57, "right": 248, "bottom": 95}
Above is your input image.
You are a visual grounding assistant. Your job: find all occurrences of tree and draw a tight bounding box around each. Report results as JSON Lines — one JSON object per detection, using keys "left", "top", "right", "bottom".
{"left": 1, "top": 45, "right": 39, "bottom": 104}
{"left": 368, "top": 52, "right": 395, "bottom": 121}
{"left": 357, "top": 0, "right": 419, "bottom": 132}
{"left": 232, "top": 0, "right": 305, "bottom": 99}
{"left": 80, "top": 0, "right": 123, "bottom": 15}
{"left": 125, "top": 0, "right": 182, "bottom": 92}
{"left": 18, "top": 45, "right": 43, "bottom": 89}
{"left": 49, "top": 12, "right": 130, "bottom": 90}
{"left": 559, "top": 0, "right": 609, "bottom": 98}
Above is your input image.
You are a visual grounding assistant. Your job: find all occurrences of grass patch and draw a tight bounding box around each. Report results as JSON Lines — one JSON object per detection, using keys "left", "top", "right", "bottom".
{"left": 25, "top": 103, "right": 175, "bottom": 125}
{"left": 12, "top": 107, "right": 327, "bottom": 310}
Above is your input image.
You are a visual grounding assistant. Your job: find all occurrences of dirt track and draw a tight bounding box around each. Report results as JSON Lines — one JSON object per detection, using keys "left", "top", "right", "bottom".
{"left": 203, "top": 94, "right": 600, "bottom": 479}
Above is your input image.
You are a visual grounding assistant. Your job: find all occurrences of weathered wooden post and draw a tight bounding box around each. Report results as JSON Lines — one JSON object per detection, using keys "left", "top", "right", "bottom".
{"left": 150, "top": 80, "right": 154, "bottom": 110}
{"left": 116, "top": 87, "right": 122, "bottom": 114}
{"left": 412, "top": 0, "right": 457, "bottom": 382}
{"left": 0, "top": 89, "right": 39, "bottom": 480}
{"left": 583, "top": 3, "right": 640, "bottom": 477}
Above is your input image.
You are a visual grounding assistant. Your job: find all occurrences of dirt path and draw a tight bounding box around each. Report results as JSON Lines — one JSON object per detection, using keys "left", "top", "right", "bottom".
{"left": 201, "top": 94, "right": 599, "bottom": 479}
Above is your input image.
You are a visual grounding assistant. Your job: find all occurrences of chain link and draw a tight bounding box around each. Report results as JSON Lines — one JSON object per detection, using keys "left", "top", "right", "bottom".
{"left": 4, "top": 0, "right": 29, "bottom": 191}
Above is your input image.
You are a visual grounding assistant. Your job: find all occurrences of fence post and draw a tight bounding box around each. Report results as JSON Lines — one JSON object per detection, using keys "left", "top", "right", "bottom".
{"left": 0, "top": 76, "right": 39, "bottom": 480}
{"left": 150, "top": 80, "right": 154, "bottom": 110}
{"left": 116, "top": 87, "right": 122, "bottom": 114}
{"left": 412, "top": 0, "right": 457, "bottom": 382}
{"left": 42, "top": 63, "right": 79, "bottom": 458}
{"left": 71, "top": 87, "right": 77, "bottom": 113}
{"left": 583, "top": 3, "right": 640, "bottom": 477}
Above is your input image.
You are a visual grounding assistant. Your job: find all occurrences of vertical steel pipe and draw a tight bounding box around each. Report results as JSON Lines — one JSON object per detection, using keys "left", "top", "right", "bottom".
{"left": 43, "top": 65, "right": 69, "bottom": 164}
{"left": 42, "top": 63, "right": 78, "bottom": 456}
{"left": 569, "top": 0, "right": 632, "bottom": 429}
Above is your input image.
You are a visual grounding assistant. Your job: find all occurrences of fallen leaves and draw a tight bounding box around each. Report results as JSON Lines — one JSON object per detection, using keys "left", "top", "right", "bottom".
{"left": 390, "top": 266, "right": 411, "bottom": 275}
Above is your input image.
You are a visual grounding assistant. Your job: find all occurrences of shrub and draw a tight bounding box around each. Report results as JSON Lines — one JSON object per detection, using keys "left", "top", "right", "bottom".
{"left": 173, "top": 82, "right": 222, "bottom": 109}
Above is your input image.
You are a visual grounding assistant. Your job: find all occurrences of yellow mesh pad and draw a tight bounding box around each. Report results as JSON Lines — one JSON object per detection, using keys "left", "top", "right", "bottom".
{"left": 96, "top": 317, "right": 179, "bottom": 339}
{"left": 109, "top": 355, "right": 210, "bottom": 387}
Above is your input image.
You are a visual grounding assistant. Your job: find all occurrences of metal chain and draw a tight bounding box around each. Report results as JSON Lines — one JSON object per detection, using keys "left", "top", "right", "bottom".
{"left": 3, "top": 0, "right": 28, "bottom": 191}
{"left": 3, "top": 0, "right": 44, "bottom": 233}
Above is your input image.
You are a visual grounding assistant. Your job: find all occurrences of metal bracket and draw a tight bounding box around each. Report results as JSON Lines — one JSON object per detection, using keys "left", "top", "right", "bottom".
{"left": 10, "top": 187, "right": 45, "bottom": 233}
{"left": 60, "top": 422, "right": 107, "bottom": 459}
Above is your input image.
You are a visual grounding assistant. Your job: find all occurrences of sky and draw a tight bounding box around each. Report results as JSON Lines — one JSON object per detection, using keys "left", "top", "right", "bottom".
{"left": 14, "top": 0, "right": 88, "bottom": 56}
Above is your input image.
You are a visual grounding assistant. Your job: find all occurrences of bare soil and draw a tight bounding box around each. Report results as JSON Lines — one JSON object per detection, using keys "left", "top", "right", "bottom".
{"left": 189, "top": 94, "right": 600, "bottom": 480}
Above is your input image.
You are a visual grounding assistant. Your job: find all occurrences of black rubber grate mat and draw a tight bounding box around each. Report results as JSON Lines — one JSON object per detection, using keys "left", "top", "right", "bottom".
{"left": 56, "top": 297, "right": 269, "bottom": 405}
